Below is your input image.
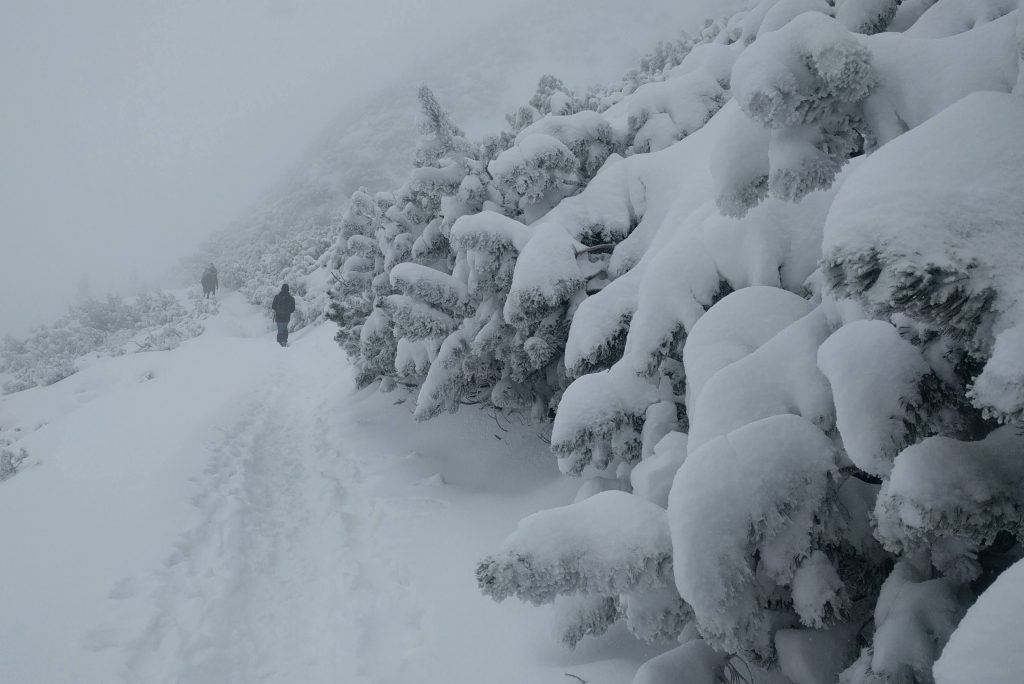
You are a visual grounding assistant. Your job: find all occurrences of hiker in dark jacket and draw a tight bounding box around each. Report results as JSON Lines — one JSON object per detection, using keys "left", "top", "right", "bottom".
{"left": 271, "top": 284, "right": 296, "bottom": 346}
{"left": 201, "top": 264, "right": 219, "bottom": 298}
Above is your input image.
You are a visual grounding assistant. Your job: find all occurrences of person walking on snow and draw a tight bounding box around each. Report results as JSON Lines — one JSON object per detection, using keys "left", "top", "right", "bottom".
{"left": 271, "top": 284, "right": 296, "bottom": 346}
{"left": 201, "top": 264, "right": 219, "bottom": 299}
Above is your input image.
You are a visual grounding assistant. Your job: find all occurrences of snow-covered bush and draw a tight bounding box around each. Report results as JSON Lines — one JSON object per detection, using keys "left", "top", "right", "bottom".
{"left": 727, "top": 12, "right": 875, "bottom": 210}
{"left": 1, "top": 290, "right": 212, "bottom": 394}
{"left": 874, "top": 427, "right": 1024, "bottom": 582}
{"left": 670, "top": 414, "right": 845, "bottom": 662}
{"left": 322, "top": 3, "right": 1024, "bottom": 678}
{"left": 841, "top": 558, "right": 970, "bottom": 684}
{"left": 823, "top": 91, "right": 1024, "bottom": 424}
{"left": 0, "top": 448, "right": 28, "bottom": 481}
{"left": 477, "top": 490, "right": 673, "bottom": 604}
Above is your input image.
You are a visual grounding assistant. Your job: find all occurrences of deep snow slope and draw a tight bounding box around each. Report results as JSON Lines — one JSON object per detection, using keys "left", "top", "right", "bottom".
{"left": 0, "top": 293, "right": 661, "bottom": 683}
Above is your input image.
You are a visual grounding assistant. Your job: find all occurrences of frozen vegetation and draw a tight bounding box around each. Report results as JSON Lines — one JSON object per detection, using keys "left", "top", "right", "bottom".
{"left": 325, "top": 0, "right": 1024, "bottom": 681}
{"left": 6, "top": 0, "right": 1024, "bottom": 681}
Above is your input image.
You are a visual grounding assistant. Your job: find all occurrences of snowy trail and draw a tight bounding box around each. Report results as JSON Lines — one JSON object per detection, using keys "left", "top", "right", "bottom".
{"left": 123, "top": 335, "right": 368, "bottom": 683}
{"left": 1, "top": 296, "right": 661, "bottom": 683}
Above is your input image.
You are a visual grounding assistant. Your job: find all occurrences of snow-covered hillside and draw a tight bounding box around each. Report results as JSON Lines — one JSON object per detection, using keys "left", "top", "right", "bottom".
{"left": 182, "top": 0, "right": 731, "bottom": 327}
{"left": 0, "top": 294, "right": 665, "bottom": 683}
{"left": 7, "top": 0, "right": 1024, "bottom": 682}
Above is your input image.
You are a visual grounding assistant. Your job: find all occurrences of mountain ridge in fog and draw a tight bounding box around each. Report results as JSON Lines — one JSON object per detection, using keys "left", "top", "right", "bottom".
{"left": 189, "top": 0, "right": 737, "bottom": 273}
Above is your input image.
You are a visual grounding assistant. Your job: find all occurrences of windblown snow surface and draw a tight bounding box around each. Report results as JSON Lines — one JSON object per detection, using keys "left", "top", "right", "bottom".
{"left": 0, "top": 293, "right": 662, "bottom": 683}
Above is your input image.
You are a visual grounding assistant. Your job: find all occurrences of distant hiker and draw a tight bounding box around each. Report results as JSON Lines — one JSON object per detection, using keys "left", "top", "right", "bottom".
{"left": 201, "top": 264, "right": 219, "bottom": 299}
{"left": 271, "top": 284, "right": 296, "bottom": 346}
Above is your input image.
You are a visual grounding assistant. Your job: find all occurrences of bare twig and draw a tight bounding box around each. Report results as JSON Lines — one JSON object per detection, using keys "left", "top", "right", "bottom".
{"left": 564, "top": 674, "right": 587, "bottom": 684}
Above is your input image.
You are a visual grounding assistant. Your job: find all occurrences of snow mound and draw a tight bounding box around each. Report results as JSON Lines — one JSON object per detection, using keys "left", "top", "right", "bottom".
{"left": 687, "top": 307, "right": 834, "bottom": 454}
{"left": 684, "top": 286, "right": 814, "bottom": 415}
{"left": 669, "top": 414, "right": 841, "bottom": 660}
{"left": 817, "top": 319, "right": 932, "bottom": 477}
{"left": 630, "top": 431, "right": 688, "bottom": 509}
{"left": 842, "top": 560, "right": 967, "bottom": 683}
{"left": 631, "top": 639, "right": 728, "bottom": 684}
{"left": 874, "top": 426, "right": 1024, "bottom": 580}
{"left": 935, "top": 556, "right": 1024, "bottom": 684}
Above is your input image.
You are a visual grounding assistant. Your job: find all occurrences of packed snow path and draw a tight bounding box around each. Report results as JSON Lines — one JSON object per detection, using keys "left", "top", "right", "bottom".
{"left": 0, "top": 294, "right": 660, "bottom": 683}
{"left": 122, "top": 324, "right": 365, "bottom": 682}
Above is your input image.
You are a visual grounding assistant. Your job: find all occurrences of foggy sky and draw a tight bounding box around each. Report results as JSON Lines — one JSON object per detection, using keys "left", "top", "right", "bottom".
{"left": 0, "top": 0, "right": 733, "bottom": 338}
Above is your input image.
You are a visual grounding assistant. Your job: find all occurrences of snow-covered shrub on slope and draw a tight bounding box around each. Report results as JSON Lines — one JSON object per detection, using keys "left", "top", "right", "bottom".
{"left": 413, "top": 212, "right": 538, "bottom": 420}
{"left": 192, "top": 209, "right": 336, "bottom": 331}
{"left": 320, "top": 1, "right": 1024, "bottom": 677}
{"left": 329, "top": 86, "right": 491, "bottom": 388}
{"left": 626, "top": 56, "right": 731, "bottom": 154}
{"left": 0, "top": 447, "right": 29, "bottom": 481}
{"left": 874, "top": 427, "right": 1024, "bottom": 582}
{"left": 726, "top": 11, "right": 876, "bottom": 211}
{"left": 477, "top": 490, "right": 673, "bottom": 604}
{"left": 842, "top": 558, "right": 969, "bottom": 684}
{"left": 823, "top": 91, "right": 1024, "bottom": 423}
{"left": 1, "top": 290, "right": 213, "bottom": 394}
{"left": 718, "top": 4, "right": 1019, "bottom": 216}
{"left": 670, "top": 414, "right": 844, "bottom": 662}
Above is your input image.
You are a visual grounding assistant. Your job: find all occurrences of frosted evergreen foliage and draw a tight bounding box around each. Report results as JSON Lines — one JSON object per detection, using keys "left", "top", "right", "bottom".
{"left": 551, "top": 363, "right": 659, "bottom": 475}
{"left": 835, "top": 0, "right": 902, "bottom": 34}
{"left": 333, "top": 86, "right": 491, "bottom": 388}
{"left": 2, "top": 290, "right": 212, "bottom": 393}
{"left": 305, "top": 6, "right": 1024, "bottom": 680}
{"left": 0, "top": 448, "right": 29, "bottom": 482}
{"left": 413, "top": 213, "right": 542, "bottom": 421}
{"left": 874, "top": 427, "right": 1024, "bottom": 582}
{"left": 727, "top": 12, "right": 876, "bottom": 212}
{"left": 552, "top": 594, "right": 619, "bottom": 649}
{"left": 516, "top": 111, "right": 617, "bottom": 184}
{"left": 627, "top": 67, "right": 729, "bottom": 153}
{"left": 477, "top": 491, "right": 673, "bottom": 604}
{"left": 669, "top": 415, "right": 844, "bottom": 662}
{"left": 840, "top": 559, "right": 969, "bottom": 684}
{"left": 330, "top": 189, "right": 390, "bottom": 359}
{"left": 413, "top": 84, "right": 474, "bottom": 169}
{"left": 563, "top": 268, "right": 637, "bottom": 379}
{"left": 529, "top": 74, "right": 584, "bottom": 116}
{"left": 620, "top": 584, "right": 693, "bottom": 643}
{"left": 823, "top": 92, "right": 1024, "bottom": 423}
{"left": 488, "top": 134, "right": 581, "bottom": 223}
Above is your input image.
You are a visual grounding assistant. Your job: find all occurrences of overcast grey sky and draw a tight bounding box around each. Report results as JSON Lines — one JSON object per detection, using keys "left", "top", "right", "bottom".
{"left": 0, "top": 0, "right": 733, "bottom": 337}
